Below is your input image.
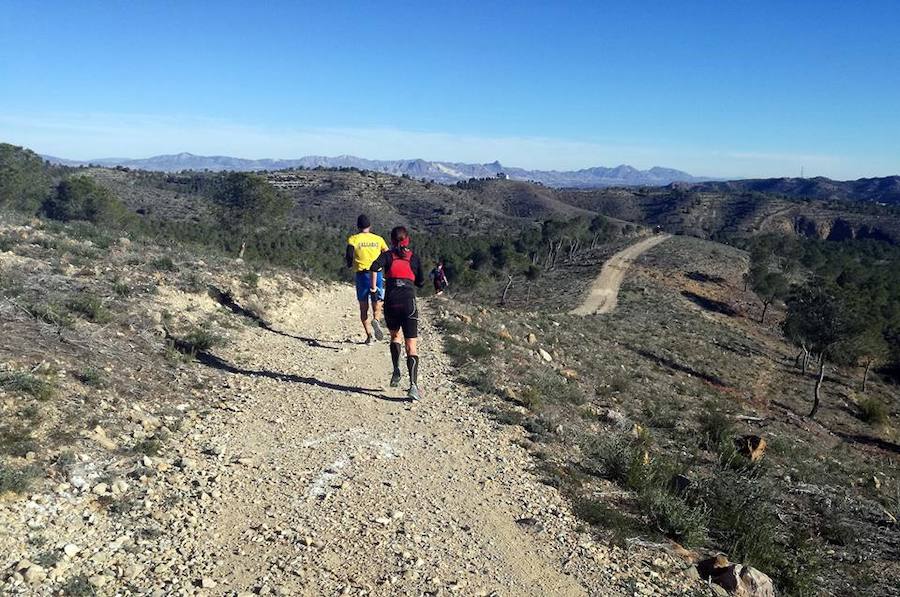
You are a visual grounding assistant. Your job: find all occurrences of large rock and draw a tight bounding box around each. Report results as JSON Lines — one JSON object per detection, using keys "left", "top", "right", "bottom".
{"left": 23, "top": 564, "right": 47, "bottom": 585}
{"left": 735, "top": 435, "right": 767, "bottom": 462}
{"left": 696, "top": 555, "right": 775, "bottom": 597}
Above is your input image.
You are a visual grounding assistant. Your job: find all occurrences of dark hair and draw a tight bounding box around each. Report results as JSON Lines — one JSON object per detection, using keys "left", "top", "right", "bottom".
{"left": 356, "top": 214, "right": 371, "bottom": 230}
{"left": 390, "top": 226, "right": 409, "bottom": 247}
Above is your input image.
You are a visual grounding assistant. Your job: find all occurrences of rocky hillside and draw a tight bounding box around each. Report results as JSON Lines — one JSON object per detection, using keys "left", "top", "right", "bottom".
{"left": 557, "top": 185, "right": 900, "bottom": 244}
{"left": 439, "top": 234, "right": 899, "bottom": 596}
{"left": 0, "top": 215, "right": 729, "bottom": 596}
{"left": 686, "top": 176, "right": 900, "bottom": 206}
{"left": 79, "top": 164, "right": 900, "bottom": 248}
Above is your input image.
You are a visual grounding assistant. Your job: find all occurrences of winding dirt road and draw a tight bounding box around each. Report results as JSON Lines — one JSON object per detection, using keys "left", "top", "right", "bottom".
{"left": 571, "top": 234, "right": 671, "bottom": 315}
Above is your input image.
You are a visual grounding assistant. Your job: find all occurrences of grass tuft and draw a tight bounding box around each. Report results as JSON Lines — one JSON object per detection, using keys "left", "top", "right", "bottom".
{"left": 27, "top": 301, "right": 75, "bottom": 328}
{"left": 151, "top": 256, "right": 178, "bottom": 272}
{"left": 0, "top": 371, "right": 55, "bottom": 400}
{"left": 0, "top": 464, "right": 40, "bottom": 494}
{"left": 59, "top": 574, "right": 97, "bottom": 596}
{"left": 444, "top": 336, "right": 491, "bottom": 363}
{"left": 242, "top": 271, "right": 260, "bottom": 288}
{"left": 66, "top": 293, "right": 112, "bottom": 323}
{"left": 75, "top": 368, "right": 106, "bottom": 388}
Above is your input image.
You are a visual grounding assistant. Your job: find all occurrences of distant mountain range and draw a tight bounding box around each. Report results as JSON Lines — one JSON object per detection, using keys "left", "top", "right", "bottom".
{"left": 41, "top": 152, "right": 710, "bottom": 188}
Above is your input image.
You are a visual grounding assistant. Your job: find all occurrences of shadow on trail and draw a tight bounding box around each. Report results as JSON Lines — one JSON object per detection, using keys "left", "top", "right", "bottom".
{"left": 207, "top": 285, "right": 353, "bottom": 352}
{"left": 259, "top": 325, "right": 357, "bottom": 351}
{"left": 622, "top": 343, "right": 731, "bottom": 389}
{"left": 195, "top": 351, "right": 409, "bottom": 403}
{"left": 834, "top": 431, "right": 900, "bottom": 455}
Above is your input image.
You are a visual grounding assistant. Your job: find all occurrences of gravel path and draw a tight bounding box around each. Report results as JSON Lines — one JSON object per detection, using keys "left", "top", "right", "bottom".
{"left": 166, "top": 285, "right": 616, "bottom": 596}
{"left": 570, "top": 234, "right": 671, "bottom": 315}
{"left": 3, "top": 282, "right": 700, "bottom": 596}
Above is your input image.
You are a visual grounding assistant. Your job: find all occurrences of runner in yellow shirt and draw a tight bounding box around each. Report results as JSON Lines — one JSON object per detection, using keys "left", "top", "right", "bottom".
{"left": 345, "top": 214, "right": 389, "bottom": 344}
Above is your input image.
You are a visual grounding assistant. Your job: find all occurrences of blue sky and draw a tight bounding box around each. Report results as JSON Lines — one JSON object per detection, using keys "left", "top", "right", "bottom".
{"left": 1, "top": 0, "right": 898, "bottom": 179}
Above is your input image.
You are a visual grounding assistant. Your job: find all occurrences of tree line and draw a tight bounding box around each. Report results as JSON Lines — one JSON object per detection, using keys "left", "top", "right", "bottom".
{"left": 746, "top": 233, "right": 900, "bottom": 417}
{"left": 0, "top": 143, "right": 625, "bottom": 290}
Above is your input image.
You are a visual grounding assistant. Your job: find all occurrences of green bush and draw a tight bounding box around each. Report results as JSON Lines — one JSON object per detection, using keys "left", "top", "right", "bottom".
{"left": 178, "top": 272, "right": 205, "bottom": 294}
{"left": 699, "top": 470, "right": 781, "bottom": 571}
{"left": 0, "top": 371, "right": 55, "bottom": 400}
{"left": 466, "top": 373, "right": 498, "bottom": 396}
{"left": 573, "top": 499, "right": 643, "bottom": 543}
{"left": 524, "top": 369, "right": 586, "bottom": 406}
{"left": 26, "top": 301, "right": 75, "bottom": 328}
{"left": 75, "top": 368, "right": 106, "bottom": 388}
{"left": 444, "top": 336, "right": 491, "bottom": 363}
{"left": 151, "top": 256, "right": 178, "bottom": 272}
{"left": 242, "top": 271, "right": 260, "bottom": 288}
{"left": 43, "top": 176, "right": 128, "bottom": 224}
{"left": 132, "top": 438, "right": 163, "bottom": 456}
{"left": 176, "top": 324, "right": 223, "bottom": 356}
{"left": 66, "top": 293, "right": 112, "bottom": 323}
{"left": 58, "top": 574, "right": 97, "bottom": 597}
{"left": 698, "top": 407, "right": 733, "bottom": 450}
{"left": 640, "top": 488, "right": 708, "bottom": 546}
{"left": 582, "top": 434, "right": 646, "bottom": 488}
{"left": 857, "top": 396, "right": 889, "bottom": 425}
{"left": 0, "top": 424, "right": 38, "bottom": 456}
{"left": 0, "top": 463, "right": 39, "bottom": 494}
{"left": 112, "top": 280, "right": 131, "bottom": 298}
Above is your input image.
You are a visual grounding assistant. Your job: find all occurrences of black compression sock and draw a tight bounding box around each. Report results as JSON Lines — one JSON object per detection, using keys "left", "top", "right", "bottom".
{"left": 406, "top": 355, "right": 419, "bottom": 386}
{"left": 390, "top": 342, "right": 401, "bottom": 372}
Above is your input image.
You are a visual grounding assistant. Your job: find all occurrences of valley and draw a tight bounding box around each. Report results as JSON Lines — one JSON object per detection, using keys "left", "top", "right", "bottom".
{"left": 1, "top": 143, "right": 899, "bottom": 596}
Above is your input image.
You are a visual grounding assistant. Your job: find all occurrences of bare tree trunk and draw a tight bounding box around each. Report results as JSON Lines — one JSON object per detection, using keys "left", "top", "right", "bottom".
{"left": 569, "top": 238, "right": 580, "bottom": 260}
{"left": 760, "top": 300, "right": 769, "bottom": 324}
{"left": 862, "top": 359, "right": 872, "bottom": 393}
{"left": 794, "top": 348, "right": 804, "bottom": 368}
{"left": 809, "top": 356, "right": 826, "bottom": 418}
{"left": 238, "top": 240, "right": 247, "bottom": 259}
{"left": 551, "top": 239, "right": 563, "bottom": 268}
{"left": 500, "top": 275, "right": 513, "bottom": 305}
{"left": 802, "top": 348, "right": 809, "bottom": 373}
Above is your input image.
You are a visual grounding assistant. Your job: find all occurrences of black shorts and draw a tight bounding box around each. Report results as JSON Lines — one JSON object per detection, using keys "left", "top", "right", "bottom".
{"left": 384, "top": 296, "right": 418, "bottom": 338}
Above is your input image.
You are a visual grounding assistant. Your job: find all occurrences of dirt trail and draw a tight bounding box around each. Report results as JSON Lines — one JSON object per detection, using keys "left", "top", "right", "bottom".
{"left": 571, "top": 234, "right": 671, "bottom": 315}
{"left": 156, "top": 285, "right": 644, "bottom": 596}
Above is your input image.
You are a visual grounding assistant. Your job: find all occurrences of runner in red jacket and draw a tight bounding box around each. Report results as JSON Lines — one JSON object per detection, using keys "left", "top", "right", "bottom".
{"left": 369, "top": 226, "right": 426, "bottom": 400}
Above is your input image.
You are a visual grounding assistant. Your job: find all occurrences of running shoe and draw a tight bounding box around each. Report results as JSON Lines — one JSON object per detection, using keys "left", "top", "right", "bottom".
{"left": 364, "top": 335, "right": 374, "bottom": 346}
{"left": 407, "top": 384, "right": 421, "bottom": 401}
{"left": 372, "top": 319, "right": 384, "bottom": 341}
{"left": 390, "top": 369, "right": 402, "bottom": 387}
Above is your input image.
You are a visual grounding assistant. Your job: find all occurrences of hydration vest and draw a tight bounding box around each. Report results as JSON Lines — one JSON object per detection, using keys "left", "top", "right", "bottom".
{"left": 386, "top": 248, "right": 415, "bottom": 281}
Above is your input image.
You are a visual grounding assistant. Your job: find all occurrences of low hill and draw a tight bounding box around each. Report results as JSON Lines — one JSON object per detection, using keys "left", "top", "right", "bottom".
{"left": 684, "top": 176, "right": 900, "bottom": 205}
{"left": 10, "top": 142, "right": 900, "bottom": 250}
{"left": 557, "top": 185, "right": 900, "bottom": 244}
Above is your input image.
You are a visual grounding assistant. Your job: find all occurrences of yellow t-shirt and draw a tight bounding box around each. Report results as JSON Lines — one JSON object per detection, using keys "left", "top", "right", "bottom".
{"left": 347, "top": 232, "right": 388, "bottom": 272}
